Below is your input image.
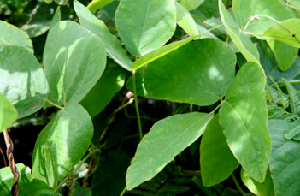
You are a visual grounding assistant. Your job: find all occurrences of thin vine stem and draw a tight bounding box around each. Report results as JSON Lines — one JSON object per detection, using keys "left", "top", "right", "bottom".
{"left": 231, "top": 174, "right": 246, "bottom": 196}
{"left": 44, "top": 98, "right": 64, "bottom": 110}
{"left": 132, "top": 70, "right": 143, "bottom": 141}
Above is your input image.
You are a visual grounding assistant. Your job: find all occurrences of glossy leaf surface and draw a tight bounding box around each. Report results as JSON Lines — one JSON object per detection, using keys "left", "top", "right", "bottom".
{"left": 0, "top": 93, "right": 17, "bottom": 132}
{"left": 74, "top": 1, "right": 132, "bottom": 70}
{"left": 241, "top": 169, "right": 274, "bottom": 196}
{"left": 32, "top": 103, "right": 93, "bottom": 187}
{"left": 200, "top": 114, "right": 239, "bottom": 187}
{"left": 80, "top": 65, "right": 126, "bottom": 118}
{"left": 0, "top": 164, "right": 60, "bottom": 196}
{"left": 264, "top": 19, "right": 300, "bottom": 48}
{"left": 134, "top": 39, "right": 236, "bottom": 106}
{"left": 219, "top": 0, "right": 259, "bottom": 63}
{"left": 44, "top": 21, "right": 106, "bottom": 105}
{"left": 219, "top": 62, "right": 271, "bottom": 182}
{"left": 126, "top": 112, "right": 214, "bottom": 190}
{"left": 115, "top": 0, "right": 176, "bottom": 56}
{"left": 269, "top": 120, "right": 300, "bottom": 196}
{"left": 0, "top": 21, "right": 33, "bottom": 53}
{"left": 267, "top": 40, "right": 298, "bottom": 71}
{"left": 0, "top": 45, "right": 49, "bottom": 118}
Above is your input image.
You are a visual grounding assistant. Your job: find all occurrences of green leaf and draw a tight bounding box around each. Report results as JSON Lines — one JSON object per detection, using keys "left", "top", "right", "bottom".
{"left": 287, "top": 0, "right": 300, "bottom": 9}
{"left": 87, "top": 0, "right": 115, "bottom": 13}
{"left": 80, "top": 65, "right": 126, "bottom": 118}
{"left": 175, "top": 2, "right": 215, "bottom": 38}
{"left": 264, "top": 19, "right": 300, "bottom": 48}
{"left": 133, "top": 39, "right": 236, "bottom": 106}
{"left": 257, "top": 40, "right": 300, "bottom": 83}
{"left": 268, "top": 119, "right": 300, "bottom": 196}
{"left": 219, "top": 62, "right": 271, "bottom": 182}
{"left": 50, "top": 7, "right": 61, "bottom": 29}
{"left": 200, "top": 114, "right": 239, "bottom": 187}
{"left": 0, "top": 21, "right": 33, "bottom": 53}
{"left": 74, "top": 1, "right": 132, "bottom": 70}
{"left": 126, "top": 112, "right": 214, "bottom": 190}
{"left": 32, "top": 103, "right": 93, "bottom": 187}
{"left": 232, "top": 0, "right": 294, "bottom": 33}
{"left": 180, "top": 0, "right": 204, "bottom": 11}
{"left": 284, "top": 119, "right": 300, "bottom": 140}
{"left": 44, "top": 0, "right": 53, "bottom": 3}
{"left": 115, "top": 0, "right": 176, "bottom": 56}
{"left": 267, "top": 40, "right": 298, "bottom": 71}
{"left": 241, "top": 169, "right": 274, "bottom": 196}
{"left": 219, "top": 0, "right": 260, "bottom": 63}
{"left": 0, "top": 163, "right": 60, "bottom": 196}
{"left": 91, "top": 149, "right": 131, "bottom": 196}
{"left": 270, "top": 77, "right": 289, "bottom": 109}
{"left": 0, "top": 93, "right": 17, "bottom": 132}
{"left": 284, "top": 78, "right": 300, "bottom": 114}
{"left": 0, "top": 45, "right": 49, "bottom": 118}
{"left": 43, "top": 21, "right": 106, "bottom": 105}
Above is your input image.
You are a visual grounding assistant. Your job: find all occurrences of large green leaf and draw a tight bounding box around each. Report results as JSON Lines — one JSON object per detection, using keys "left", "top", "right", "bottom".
{"left": 241, "top": 168, "right": 274, "bottom": 196}
{"left": 268, "top": 120, "right": 300, "bottom": 196}
{"left": 43, "top": 21, "right": 106, "bottom": 105}
{"left": 219, "top": 62, "right": 271, "bottom": 182}
{"left": 0, "top": 45, "right": 49, "bottom": 118}
{"left": 115, "top": 0, "right": 176, "bottom": 56}
{"left": 219, "top": 0, "right": 260, "bottom": 63}
{"left": 0, "top": 163, "right": 60, "bottom": 196}
{"left": 200, "top": 114, "right": 239, "bottom": 187}
{"left": 267, "top": 40, "right": 298, "bottom": 71}
{"left": 126, "top": 112, "right": 214, "bottom": 190}
{"left": 180, "top": 0, "right": 204, "bottom": 10}
{"left": 32, "top": 103, "right": 93, "bottom": 187}
{"left": 175, "top": 2, "right": 215, "bottom": 38}
{"left": 133, "top": 39, "right": 236, "bottom": 106}
{"left": 233, "top": 0, "right": 294, "bottom": 34}
{"left": 80, "top": 65, "right": 126, "bottom": 118}
{"left": 74, "top": 1, "right": 132, "bottom": 70}
{"left": 0, "top": 93, "right": 17, "bottom": 132}
{"left": 0, "top": 21, "right": 33, "bottom": 53}
{"left": 264, "top": 19, "right": 300, "bottom": 48}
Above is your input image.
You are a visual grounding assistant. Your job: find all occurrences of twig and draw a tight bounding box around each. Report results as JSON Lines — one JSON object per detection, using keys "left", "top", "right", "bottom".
{"left": 3, "top": 129, "right": 20, "bottom": 196}
{"left": 0, "top": 145, "right": 7, "bottom": 167}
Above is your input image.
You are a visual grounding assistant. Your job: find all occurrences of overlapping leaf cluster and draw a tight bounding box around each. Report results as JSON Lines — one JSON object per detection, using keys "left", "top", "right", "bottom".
{"left": 0, "top": 0, "right": 300, "bottom": 195}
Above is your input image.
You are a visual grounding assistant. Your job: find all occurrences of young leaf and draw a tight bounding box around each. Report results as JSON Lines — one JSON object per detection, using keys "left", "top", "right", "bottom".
{"left": 0, "top": 45, "right": 49, "bottom": 118}
{"left": 264, "top": 19, "right": 300, "bottom": 48}
{"left": 0, "top": 163, "right": 60, "bottom": 196}
{"left": 270, "top": 77, "right": 289, "bottom": 108}
{"left": 0, "top": 21, "right": 33, "bottom": 53}
{"left": 74, "top": 1, "right": 132, "bottom": 70}
{"left": 175, "top": 2, "right": 215, "bottom": 38}
{"left": 115, "top": 0, "right": 176, "bottom": 56}
{"left": 80, "top": 65, "right": 126, "bottom": 118}
{"left": 32, "top": 103, "right": 93, "bottom": 187}
{"left": 219, "top": 62, "right": 271, "bottom": 182}
{"left": 269, "top": 119, "right": 300, "bottom": 196}
{"left": 43, "top": 21, "right": 106, "bottom": 105}
{"left": 219, "top": 0, "right": 260, "bottom": 63}
{"left": 133, "top": 39, "right": 236, "bottom": 106}
{"left": 284, "top": 79, "right": 300, "bottom": 114}
{"left": 284, "top": 118, "right": 300, "bottom": 140}
{"left": 0, "top": 93, "right": 17, "bottom": 133}
{"left": 241, "top": 169, "right": 274, "bottom": 196}
{"left": 126, "top": 112, "right": 214, "bottom": 190}
{"left": 200, "top": 114, "right": 239, "bottom": 187}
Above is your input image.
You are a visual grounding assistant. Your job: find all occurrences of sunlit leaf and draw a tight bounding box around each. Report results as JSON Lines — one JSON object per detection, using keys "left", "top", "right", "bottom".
{"left": 179, "top": 0, "right": 204, "bottom": 10}
{"left": 126, "top": 112, "right": 214, "bottom": 190}
{"left": 115, "top": 0, "right": 176, "bottom": 56}
{"left": 0, "top": 93, "right": 17, "bottom": 132}
{"left": 219, "top": 62, "right": 271, "bottom": 182}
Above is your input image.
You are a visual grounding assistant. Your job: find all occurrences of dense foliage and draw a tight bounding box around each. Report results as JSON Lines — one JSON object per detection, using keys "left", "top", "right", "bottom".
{"left": 1, "top": 0, "right": 300, "bottom": 195}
